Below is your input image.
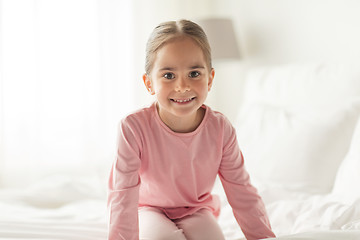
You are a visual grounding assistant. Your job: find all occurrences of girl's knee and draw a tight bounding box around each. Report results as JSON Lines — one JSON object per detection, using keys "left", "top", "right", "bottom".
{"left": 175, "top": 209, "right": 225, "bottom": 240}
{"left": 139, "top": 207, "right": 187, "bottom": 240}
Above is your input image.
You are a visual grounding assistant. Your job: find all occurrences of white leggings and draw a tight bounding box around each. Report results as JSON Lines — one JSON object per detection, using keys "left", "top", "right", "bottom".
{"left": 139, "top": 207, "right": 226, "bottom": 240}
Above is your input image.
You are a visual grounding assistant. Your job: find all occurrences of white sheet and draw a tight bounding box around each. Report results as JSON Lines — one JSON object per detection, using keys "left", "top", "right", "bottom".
{"left": 213, "top": 177, "right": 360, "bottom": 239}
{"left": 0, "top": 175, "right": 359, "bottom": 240}
{"left": 0, "top": 176, "right": 108, "bottom": 240}
{"left": 0, "top": 201, "right": 107, "bottom": 240}
{"left": 266, "top": 230, "right": 360, "bottom": 240}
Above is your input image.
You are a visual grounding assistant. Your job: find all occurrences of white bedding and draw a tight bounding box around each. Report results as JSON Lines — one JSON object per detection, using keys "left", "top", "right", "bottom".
{"left": 215, "top": 63, "right": 360, "bottom": 239}
{"left": 267, "top": 231, "right": 360, "bottom": 240}
{"left": 213, "top": 177, "right": 360, "bottom": 240}
{"left": 0, "top": 177, "right": 108, "bottom": 240}
{"left": 0, "top": 175, "right": 359, "bottom": 240}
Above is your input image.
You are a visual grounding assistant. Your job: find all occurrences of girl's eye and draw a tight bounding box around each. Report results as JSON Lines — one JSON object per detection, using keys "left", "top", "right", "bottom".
{"left": 189, "top": 71, "right": 200, "bottom": 78}
{"left": 163, "top": 73, "right": 175, "bottom": 79}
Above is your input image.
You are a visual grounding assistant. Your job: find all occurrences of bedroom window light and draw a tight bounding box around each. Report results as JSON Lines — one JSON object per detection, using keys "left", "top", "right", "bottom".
{"left": 0, "top": 0, "right": 134, "bottom": 188}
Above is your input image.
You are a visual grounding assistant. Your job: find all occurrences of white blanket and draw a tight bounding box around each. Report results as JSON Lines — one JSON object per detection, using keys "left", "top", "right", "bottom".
{"left": 0, "top": 176, "right": 107, "bottom": 240}
{"left": 212, "top": 176, "right": 360, "bottom": 239}
{"left": 1, "top": 175, "right": 359, "bottom": 240}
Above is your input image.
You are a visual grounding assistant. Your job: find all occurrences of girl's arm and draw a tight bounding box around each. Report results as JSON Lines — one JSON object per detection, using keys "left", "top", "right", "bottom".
{"left": 107, "top": 119, "right": 141, "bottom": 240}
{"left": 218, "top": 125, "right": 276, "bottom": 240}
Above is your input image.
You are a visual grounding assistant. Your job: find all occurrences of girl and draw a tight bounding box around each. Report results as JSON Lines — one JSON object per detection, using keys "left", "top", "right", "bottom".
{"left": 107, "top": 19, "right": 275, "bottom": 240}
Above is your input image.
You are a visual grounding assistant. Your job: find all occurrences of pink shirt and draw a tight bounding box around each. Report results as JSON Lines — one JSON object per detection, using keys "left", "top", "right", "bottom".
{"left": 108, "top": 102, "right": 275, "bottom": 240}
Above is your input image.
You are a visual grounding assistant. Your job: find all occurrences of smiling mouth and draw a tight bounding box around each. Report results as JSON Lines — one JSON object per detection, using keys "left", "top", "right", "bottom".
{"left": 170, "top": 97, "right": 196, "bottom": 103}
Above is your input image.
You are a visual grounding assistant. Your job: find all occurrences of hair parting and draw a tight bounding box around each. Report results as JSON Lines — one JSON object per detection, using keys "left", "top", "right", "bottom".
{"left": 145, "top": 19, "right": 212, "bottom": 75}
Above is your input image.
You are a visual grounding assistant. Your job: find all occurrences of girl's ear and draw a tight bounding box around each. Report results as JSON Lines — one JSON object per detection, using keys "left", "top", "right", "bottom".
{"left": 143, "top": 74, "right": 155, "bottom": 95}
{"left": 207, "top": 68, "right": 215, "bottom": 91}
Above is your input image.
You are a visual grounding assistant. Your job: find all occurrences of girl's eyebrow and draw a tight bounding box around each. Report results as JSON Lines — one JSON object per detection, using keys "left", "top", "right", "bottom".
{"left": 159, "top": 67, "right": 176, "bottom": 71}
{"left": 159, "top": 65, "right": 205, "bottom": 71}
{"left": 190, "top": 65, "right": 205, "bottom": 69}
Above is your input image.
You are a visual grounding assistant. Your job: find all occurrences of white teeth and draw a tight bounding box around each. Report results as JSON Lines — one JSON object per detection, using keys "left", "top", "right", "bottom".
{"left": 173, "top": 98, "right": 193, "bottom": 103}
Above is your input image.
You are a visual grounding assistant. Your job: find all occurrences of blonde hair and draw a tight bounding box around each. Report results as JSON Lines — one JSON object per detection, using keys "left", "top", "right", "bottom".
{"left": 145, "top": 19, "right": 212, "bottom": 74}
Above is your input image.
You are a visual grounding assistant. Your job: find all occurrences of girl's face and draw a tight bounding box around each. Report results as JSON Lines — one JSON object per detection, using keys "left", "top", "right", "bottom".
{"left": 143, "top": 37, "right": 214, "bottom": 126}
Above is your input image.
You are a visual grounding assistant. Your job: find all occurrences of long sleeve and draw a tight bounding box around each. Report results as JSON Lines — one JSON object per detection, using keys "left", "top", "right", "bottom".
{"left": 219, "top": 125, "right": 275, "bottom": 240}
{"left": 107, "top": 119, "right": 142, "bottom": 240}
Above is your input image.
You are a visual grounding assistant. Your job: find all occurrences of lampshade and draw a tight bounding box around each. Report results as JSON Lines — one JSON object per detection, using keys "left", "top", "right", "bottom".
{"left": 197, "top": 18, "right": 240, "bottom": 60}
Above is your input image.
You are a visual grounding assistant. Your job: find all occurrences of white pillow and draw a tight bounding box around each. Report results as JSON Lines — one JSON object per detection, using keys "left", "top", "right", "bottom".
{"left": 237, "top": 101, "right": 360, "bottom": 193}
{"left": 240, "top": 63, "right": 360, "bottom": 106}
{"left": 332, "top": 117, "right": 360, "bottom": 198}
{"left": 235, "top": 64, "right": 360, "bottom": 193}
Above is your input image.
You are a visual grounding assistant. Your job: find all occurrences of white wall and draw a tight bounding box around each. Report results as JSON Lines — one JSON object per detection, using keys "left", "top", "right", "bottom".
{"left": 214, "top": 0, "right": 360, "bottom": 63}
{"left": 211, "top": 0, "right": 360, "bottom": 122}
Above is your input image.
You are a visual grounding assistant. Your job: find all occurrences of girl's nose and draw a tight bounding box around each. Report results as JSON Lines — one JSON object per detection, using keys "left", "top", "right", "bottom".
{"left": 175, "top": 77, "right": 190, "bottom": 92}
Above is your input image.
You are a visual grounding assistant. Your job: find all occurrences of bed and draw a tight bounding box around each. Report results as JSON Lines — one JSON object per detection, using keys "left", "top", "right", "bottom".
{"left": 215, "top": 62, "right": 360, "bottom": 239}
{"left": 0, "top": 63, "right": 359, "bottom": 240}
